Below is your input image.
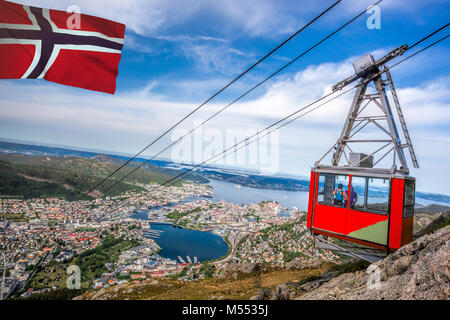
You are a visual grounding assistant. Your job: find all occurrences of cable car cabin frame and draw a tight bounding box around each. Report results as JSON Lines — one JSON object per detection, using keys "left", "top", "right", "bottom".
{"left": 306, "top": 47, "right": 419, "bottom": 260}
{"left": 306, "top": 166, "right": 415, "bottom": 254}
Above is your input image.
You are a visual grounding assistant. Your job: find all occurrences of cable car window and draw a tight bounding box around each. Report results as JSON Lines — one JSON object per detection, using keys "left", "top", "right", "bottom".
{"left": 317, "top": 174, "right": 335, "bottom": 205}
{"left": 317, "top": 175, "right": 326, "bottom": 203}
{"left": 334, "top": 175, "right": 349, "bottom": 207}
{"left": 350, "top": 176, "right": 366, "bottom": 209}
{"left": 367, "top": 178, "right": 390, "bottom": 212}
{"left": 317, "top": 173, "right": 348, "bottom": 207}
{"left": 403, "top": 180, "right": 415, "bottom": 218}
{"left": 404, "top": 180, "right": 415, "bottom": 207}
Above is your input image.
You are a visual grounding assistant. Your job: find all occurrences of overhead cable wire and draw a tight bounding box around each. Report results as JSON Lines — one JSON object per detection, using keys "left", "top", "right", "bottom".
{"left": 83, "top": 0, "right": 344, "bottom": 196}
{"left": 97, "top": 0, "right": 383, "bottom": 195}
{"left": 165, "top": 32, "right": 450, "bottom": 187}
{"left": 103, "top": 19, "right": 449, "bottom": 215}
{"left": 103, "top": 88, "right": 356, "bottom": 215}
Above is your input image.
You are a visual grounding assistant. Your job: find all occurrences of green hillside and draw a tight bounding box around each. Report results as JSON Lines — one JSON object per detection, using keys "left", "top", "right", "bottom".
{"left": 0, "top": 154, "right": 175, "bottom": 200}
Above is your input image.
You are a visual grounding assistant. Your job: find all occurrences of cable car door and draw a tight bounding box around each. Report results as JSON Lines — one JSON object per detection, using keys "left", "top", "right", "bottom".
{"left": 345, "top": 176, "right": 390, "bottom": 246}
{"left": 312, "top": 173, "right": 348, "bottom": 235}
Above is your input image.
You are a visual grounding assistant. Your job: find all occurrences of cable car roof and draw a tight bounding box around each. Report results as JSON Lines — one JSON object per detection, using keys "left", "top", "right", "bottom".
{"left": 312, "top": 164, "right": 415, "bottom": 179}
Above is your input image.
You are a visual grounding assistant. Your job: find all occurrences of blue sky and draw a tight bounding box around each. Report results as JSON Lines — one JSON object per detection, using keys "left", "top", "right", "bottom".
{"left": 1, "top": 0, "right": 450, "bottom": 195}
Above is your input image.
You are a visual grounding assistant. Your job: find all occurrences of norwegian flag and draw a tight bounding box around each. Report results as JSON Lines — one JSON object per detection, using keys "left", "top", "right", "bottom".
{"left": 0, "top": 0, "right": 126, "bottom": 94}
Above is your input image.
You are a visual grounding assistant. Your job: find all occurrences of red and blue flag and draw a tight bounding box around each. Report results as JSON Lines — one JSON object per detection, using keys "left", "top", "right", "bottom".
{"left": 0, "top": 0, "right": 126, "bottom": 94}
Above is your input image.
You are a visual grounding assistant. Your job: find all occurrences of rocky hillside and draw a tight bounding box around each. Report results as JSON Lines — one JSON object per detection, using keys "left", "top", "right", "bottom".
{"left": 251, "top": 214, "right": 450, "bottom": 300}
{"left": 299, "top": 225, "right": 449, "bottom": 300}
{"left": 415, "top": 204, "right": 450, "bottom": 214}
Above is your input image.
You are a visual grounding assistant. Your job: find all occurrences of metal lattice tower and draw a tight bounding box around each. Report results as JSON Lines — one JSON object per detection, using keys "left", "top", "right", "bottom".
{"left": 384, "top": 67, "right": 419, "bottom": 168}
{"left": 316, "top": 46, "right": 419, "bottom": 174}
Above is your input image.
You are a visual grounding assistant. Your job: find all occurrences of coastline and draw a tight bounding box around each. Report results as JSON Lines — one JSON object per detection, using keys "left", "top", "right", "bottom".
{"left": 160, "top": 220, "right": 233, "bottom": 264}
{"left": 133, "top": 214, "right": 231, "bottom": 264}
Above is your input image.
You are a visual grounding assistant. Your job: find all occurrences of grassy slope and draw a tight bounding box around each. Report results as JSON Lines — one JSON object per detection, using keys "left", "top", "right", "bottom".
{"left": 82, "top": 264, "right": 332, "bottom": 300}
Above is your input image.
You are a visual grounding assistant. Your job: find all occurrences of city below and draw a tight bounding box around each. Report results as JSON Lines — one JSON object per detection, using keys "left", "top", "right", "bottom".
{"left": 0, "top": 180, "right": 341, "bottom": 299}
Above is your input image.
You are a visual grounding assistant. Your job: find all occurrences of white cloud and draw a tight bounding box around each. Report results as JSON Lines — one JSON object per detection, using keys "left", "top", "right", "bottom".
{"left": 395, "top": 78, "right": 450, "bottom": 125}
{"left": 13, "top": 0, "right": 197, "bottom": 36}
{"left": 1, "top": 52, "right": 450, "bottom": 193}
{"left": 181, "top": 43, "right": 254, "bottom": 75}
{"left": 10, "top": 0, "right": 330, "bottom": 38}
{"left": 13, "top": 0, "right": 445, "bottom": 39}
{"left": 152, "top": 34, "right": 227, "bottom": 43}
{"left": 2, "top": 55, "right": 449, "bottom": 145}
{"left": 124, "top": 34, "right": 154, "bottom": 54}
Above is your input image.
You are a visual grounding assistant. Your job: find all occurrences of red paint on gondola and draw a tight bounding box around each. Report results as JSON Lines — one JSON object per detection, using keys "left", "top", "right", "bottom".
{"left": 307, "top": 170, "right": 415, "bottom": 252}
{"left": 388, "top": 178, "right": 405, "bottom": 249}
{"left": 306, "top": 171, "right": 316, "bottom": 229}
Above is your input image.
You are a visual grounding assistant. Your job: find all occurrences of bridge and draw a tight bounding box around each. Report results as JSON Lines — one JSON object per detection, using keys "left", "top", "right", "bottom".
{"left": 147, "top": 220, "right": 173, "bottom": 225}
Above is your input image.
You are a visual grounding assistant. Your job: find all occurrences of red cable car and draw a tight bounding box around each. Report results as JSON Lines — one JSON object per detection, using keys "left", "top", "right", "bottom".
{"left": 307, "top": 47, "right": 419, "bottom": 260}
{"left": 307, "top": 166, "right": 415, "bottom": 253}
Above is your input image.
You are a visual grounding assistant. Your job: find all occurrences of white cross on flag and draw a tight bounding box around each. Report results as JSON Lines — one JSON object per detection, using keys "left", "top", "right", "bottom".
{"left": 0, "top": 0, "right": 126, "bottom": 94}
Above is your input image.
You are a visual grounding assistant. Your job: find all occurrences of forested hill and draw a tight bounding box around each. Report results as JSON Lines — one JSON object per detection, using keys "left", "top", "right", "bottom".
{"left": 0, "top": 153, "right": 175, "bottom": 200}
{"left": 1, "top": 141, "right": 449, "bottom": 204}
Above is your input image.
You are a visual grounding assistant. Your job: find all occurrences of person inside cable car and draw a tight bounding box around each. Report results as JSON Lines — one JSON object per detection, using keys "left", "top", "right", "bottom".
{"left": 346, "top": 185, "right": 357, "bottom": 209}
{"left": 333, "top": 183, "right": 347, "bottom": 206}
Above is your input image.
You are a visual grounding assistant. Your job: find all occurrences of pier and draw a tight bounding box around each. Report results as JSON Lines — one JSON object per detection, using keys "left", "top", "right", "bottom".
{"left": 143, "top": 229, "right": 163, "bottom": 239}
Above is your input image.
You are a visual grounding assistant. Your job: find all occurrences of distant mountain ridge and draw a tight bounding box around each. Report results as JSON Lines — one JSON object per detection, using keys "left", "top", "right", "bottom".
{"left": 1, "top": 140, "right": 450, "bottom": 204}
{"left": 0, "top": 141, "right": 207, "bottom": 184}
{"left": 90, "top": 154, "right": 127, "bottom": 166}
{"left": 0, "top": 154, "right": 146, "bottom": 200}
